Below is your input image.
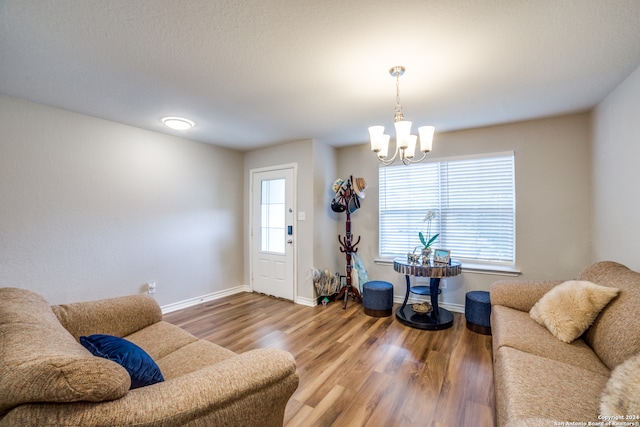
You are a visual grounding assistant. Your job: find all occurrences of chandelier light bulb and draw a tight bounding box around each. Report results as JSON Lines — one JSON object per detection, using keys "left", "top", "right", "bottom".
{"left": 394, "top": 120, "right": 412, "bottom": 149}
{"left": 419, "top": 126, "right": 435, "bottom": 153}
{"left": 368, "top": 126, "right": 385, "bottom": 153}
{"left": 379, "top": 134, "right": 390, "bottom": 158}
{"left": 406, "top": 135, "right": 417, "bottom": 159}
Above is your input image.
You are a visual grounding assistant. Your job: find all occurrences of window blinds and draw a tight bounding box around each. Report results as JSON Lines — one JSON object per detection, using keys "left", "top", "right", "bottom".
{"left": 379, "top": 153, "right": 515, "bottom": 265}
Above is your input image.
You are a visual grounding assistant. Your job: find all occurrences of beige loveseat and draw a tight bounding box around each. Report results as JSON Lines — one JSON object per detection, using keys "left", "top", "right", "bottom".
{"left": 0, "top": 288, "right": 299, "bottom": 426}
{"left": 491, "top": 261, "right": 640, "bottom": 427}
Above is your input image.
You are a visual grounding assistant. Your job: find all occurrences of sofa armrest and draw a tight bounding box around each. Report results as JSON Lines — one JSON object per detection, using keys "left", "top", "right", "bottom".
{"left": 490, "top": 279, "right": 564, "bottom": 312}
{"left": 52, "top": 294, "right": 163, "bottom": 340}
{"left": 2, "top": 348, "right": 298, "bottom": 427}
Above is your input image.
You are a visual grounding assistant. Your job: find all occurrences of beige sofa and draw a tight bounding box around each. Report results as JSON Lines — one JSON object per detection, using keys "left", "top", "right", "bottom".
{"left": 0, "top": 288, "right": 298, "bottom": 427}
{"left": 490, "top": 261, "right": 640, "bottom": 427}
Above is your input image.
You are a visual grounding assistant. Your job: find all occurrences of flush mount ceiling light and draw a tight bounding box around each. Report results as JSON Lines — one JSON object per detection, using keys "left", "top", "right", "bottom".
{"left": 369, "top": 66, "right": 435, "bottom": 166}
{"left": 161, "top": 116, "right": 194, "bottom": 131}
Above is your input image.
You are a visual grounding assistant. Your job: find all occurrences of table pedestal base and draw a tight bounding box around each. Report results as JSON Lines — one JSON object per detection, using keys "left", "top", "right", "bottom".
{"left": 395, "top": 305, "right": 454, "bottom": 330}
{"left": 393, "top": 258, "right": 461, "bottom": 331}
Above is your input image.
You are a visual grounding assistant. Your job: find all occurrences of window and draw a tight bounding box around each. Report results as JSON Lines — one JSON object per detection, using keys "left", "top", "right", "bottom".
{"left": 260, "top": 178, "right": 286, "bottom": 253}
{"left": 379, "top": 152, "right": 515, "bottom": 266}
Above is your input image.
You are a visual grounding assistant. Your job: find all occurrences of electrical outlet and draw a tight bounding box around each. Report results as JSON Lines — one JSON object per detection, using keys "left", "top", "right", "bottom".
{"left": 147, "top": 282, "right": 156, "bottom": 294}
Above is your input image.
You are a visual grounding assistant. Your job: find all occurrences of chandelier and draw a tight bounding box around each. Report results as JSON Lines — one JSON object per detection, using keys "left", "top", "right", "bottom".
{"left": 369, "top": 66, "right": 435, "bottom": 165}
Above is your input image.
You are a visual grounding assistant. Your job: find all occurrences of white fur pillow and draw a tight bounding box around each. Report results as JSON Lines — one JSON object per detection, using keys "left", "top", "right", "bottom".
{"left": 529, "top": 280, "right": 619, "bottom": 343}
{"left": 601, "top": 352, "right": 640, "bottom": 416}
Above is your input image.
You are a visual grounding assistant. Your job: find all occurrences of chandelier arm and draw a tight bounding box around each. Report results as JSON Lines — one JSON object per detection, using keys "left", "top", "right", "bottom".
{"left": 401, "top": 149, "right": 412, "bottom": 166}
{"left": 379, "top": 157, "right": 398, "bottom": 166}
{"left": 377, "top": 144, "right": 400, "bottom": 165}
{"left": 404, "top": 151, "right": 428, "bottom": 164}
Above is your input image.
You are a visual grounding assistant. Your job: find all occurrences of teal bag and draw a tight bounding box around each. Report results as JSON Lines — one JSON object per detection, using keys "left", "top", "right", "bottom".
{"left": 351, "top": 253, "right": 369, "bottom": 294}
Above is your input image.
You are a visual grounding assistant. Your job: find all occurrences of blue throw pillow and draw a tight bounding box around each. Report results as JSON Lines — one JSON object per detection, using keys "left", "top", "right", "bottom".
{"left": 80, "top": 334, "right": 164, "bottom": 389}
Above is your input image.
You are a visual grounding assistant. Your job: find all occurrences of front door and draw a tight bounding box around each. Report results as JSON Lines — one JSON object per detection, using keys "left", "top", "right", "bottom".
{"left": 250, "top": 165, "right": 296, "bottom": 300}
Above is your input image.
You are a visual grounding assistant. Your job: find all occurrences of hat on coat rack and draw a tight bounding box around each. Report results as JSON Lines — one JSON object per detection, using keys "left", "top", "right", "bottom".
{"left": 331, "top": 196, "right": 346, "bottom": 213}
{"left": 352, "top": 177, "right": 368, "bottom": 199}
{"left": 347, "top": 194, "right": 361, "bottom": 214}
{"left": 330, "top": 178, "right": 347, "bottom": 212}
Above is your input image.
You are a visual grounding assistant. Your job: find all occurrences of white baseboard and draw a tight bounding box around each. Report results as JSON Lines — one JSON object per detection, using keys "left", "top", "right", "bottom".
{"left": 161, "top": 287, "right": 465, "bottom": 315}
{"left": 440, "top": 302, "right": 465, "bottom": 314}
{"left": 295, "top": 296, "right": 317, "bottom": 307}
{"left": 160, "top": 285, "right": 250, "bottom": 314}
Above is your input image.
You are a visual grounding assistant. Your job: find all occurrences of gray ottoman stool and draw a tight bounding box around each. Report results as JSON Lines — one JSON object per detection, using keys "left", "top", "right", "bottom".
{"left": 465, "top": 290, "right": 492, "bottom": 335}
{"left": 362, "top": 281, "right": 394, "bottom": 317}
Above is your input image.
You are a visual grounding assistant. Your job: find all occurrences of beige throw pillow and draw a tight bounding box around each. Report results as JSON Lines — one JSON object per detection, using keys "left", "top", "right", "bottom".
{"left": 529, "top": 280, "right": 619, "bottom": 343}
{"left": 600, "top": 352, "right": 640, "bottom": 416}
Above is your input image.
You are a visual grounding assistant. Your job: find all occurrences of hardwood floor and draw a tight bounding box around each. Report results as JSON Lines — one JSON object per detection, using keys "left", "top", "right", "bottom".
{"left": 163, "top": 292, "right": 496, "bottom": 427}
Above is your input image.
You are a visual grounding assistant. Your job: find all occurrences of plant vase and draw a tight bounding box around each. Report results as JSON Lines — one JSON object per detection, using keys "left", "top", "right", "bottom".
{"left": 421, "top": 247, "right": 432, "bottom": 265}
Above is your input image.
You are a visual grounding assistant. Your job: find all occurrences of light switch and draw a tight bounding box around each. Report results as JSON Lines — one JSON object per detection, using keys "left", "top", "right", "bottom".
{"left": 298, "top": 211, "right": 306, "bottom": 221}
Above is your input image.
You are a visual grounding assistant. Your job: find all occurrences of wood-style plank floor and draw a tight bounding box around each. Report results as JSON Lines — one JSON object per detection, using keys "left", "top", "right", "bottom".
{"left": 163, "top": 292, "right": 495, "bottom": 427}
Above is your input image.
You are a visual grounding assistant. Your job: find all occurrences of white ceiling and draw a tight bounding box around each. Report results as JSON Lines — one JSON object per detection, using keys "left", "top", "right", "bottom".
{"left": 2, "top": 1, "right": 640, "bottom": 151}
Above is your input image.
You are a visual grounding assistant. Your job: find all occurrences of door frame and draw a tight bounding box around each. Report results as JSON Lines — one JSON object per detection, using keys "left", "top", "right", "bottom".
{"left": 249, "top": 163, "right": 298, "bottom": 301}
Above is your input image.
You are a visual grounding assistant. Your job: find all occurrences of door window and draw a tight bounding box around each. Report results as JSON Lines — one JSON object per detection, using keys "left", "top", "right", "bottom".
{"left": 260, "top": 178, "right": 286, "bottom": 254}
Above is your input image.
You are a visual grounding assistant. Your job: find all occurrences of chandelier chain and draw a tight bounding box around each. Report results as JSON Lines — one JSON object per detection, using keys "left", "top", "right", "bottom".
{"left": 396, "top": 72, "right": 401, "bottom": 106}
{"left": 394, "top": 69, "right": 404, "bottom": 123}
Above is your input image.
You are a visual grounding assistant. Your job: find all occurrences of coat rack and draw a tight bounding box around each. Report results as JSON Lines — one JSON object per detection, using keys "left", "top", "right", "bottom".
{"left": 335, "top": 176, "right": 362, "bottom": 309}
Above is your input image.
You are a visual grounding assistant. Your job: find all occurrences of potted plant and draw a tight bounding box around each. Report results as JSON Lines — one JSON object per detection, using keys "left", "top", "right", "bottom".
{"left": 417, "top": 210, "right": 439, "bottom": 264}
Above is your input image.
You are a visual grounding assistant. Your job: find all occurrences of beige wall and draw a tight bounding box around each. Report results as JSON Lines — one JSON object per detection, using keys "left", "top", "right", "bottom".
{"left": 312, "top": 141, "right": 340, "bottom": 275}
{"left": 243, "top": 139, "right": 319, "bottom": 303}
{"left": 592, "top": 63, "right": 640, "bottom": 271}
{"left": 0, "top": 94, "right": 244, "bottom": 306}
{"left": 336, "top": 113, "right": 592, "bottom": 309}
{"left": 4, "top": 60, "right": 638, "bottom": 310}
{"left": 242, "top": 139, "right": 342, "bottom": 304}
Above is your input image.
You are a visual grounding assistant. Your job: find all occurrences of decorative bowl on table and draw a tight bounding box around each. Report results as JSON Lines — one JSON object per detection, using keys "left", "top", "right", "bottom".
{"left": 411, "top": 302, "right": 433, "bottom": 314}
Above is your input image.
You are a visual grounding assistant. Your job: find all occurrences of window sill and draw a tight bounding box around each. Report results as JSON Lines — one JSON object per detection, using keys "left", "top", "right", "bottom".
{"left": 374, "top": 258, "right": 521, "bottom": 277}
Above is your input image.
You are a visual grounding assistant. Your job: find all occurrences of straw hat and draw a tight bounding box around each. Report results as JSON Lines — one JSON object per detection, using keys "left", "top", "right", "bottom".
{"left": 352, "top": 177, "right": 367, "bottom": 199}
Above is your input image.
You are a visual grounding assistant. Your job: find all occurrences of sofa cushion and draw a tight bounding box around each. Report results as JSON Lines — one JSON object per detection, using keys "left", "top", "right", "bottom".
{"left": 529, "top": 280, "right": 618, "bottom": 343}
{"left": 156, "top": 340, "right": 236, "bottom": 379}
{"left": 490, "top": 280, "right": 563, "bottom": 312}
{"left": 491, "top": 305, "right": 609, "bottom": 376}
{"left": 124, "top": 321, "right": 199, "bottom": 360}
{"left": 0, "top": 288, "right": 130, "bottom": 415}
{"left": 600, "top": 352, "right": 640, "bottom": 416}
{"left": 578, "top": 261, "right": 640, "bottom": 370}
{"left": 494, "top": 346, "right": 609, "bottom": 426}
{"left": 52, "top": 294, "right": 163, "bottom": 341}
{"left": 80, "top": 334, "right": 164, "bottom": 389}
